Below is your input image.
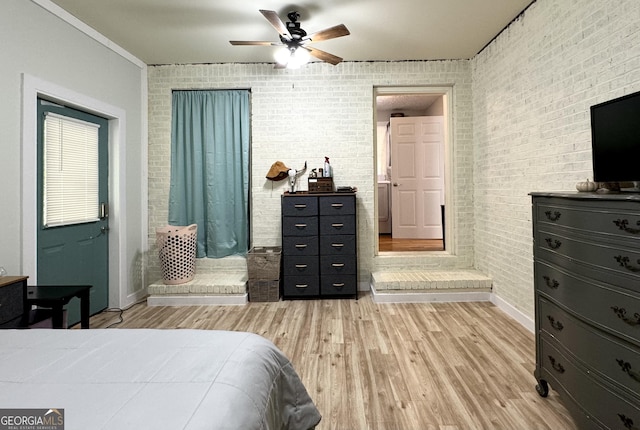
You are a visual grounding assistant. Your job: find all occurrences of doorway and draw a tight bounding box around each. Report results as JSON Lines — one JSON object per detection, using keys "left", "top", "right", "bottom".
{"left": 374, "top": 86, "right": 453, "bottom": 253}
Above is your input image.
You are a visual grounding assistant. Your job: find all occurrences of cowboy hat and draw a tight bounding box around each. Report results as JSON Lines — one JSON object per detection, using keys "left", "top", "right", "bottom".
{"left": 266, "top": 161, "right": 290, "bottom": 181}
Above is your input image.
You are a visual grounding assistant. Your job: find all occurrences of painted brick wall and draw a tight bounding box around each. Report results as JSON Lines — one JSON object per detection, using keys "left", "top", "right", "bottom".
{"left": 147, "top": 61, "right": 474, "bottom": 284}
{"left": 472, "top": 0, "right": 640, "bottom": 316}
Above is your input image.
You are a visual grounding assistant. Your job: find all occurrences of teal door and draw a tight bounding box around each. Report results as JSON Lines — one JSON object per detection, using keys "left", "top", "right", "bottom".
{"left": 36, "top": 100, "right": 109, "bottom": 326}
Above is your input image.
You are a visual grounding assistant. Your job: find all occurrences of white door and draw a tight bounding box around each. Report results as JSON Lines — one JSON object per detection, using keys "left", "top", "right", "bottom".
{"left": 390, "top": 116, "right": 444, "bottom": 239}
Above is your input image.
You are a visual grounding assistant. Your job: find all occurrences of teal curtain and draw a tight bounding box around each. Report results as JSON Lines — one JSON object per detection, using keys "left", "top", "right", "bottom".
{"left": 169, "top": 90, "right": 250, "bottom": 258}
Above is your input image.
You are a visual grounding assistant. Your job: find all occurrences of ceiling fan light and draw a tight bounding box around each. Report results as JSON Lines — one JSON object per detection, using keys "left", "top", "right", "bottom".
{"left": 274, "top": 46, "right": 291, "bottom": 65}
{"left": 288, "top": 47, "right": 310, "bottom": 69}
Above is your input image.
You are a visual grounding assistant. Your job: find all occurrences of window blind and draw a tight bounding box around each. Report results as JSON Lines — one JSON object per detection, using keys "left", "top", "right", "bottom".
{"left": 43, "top": 112, "right": 100, "bottom": 227}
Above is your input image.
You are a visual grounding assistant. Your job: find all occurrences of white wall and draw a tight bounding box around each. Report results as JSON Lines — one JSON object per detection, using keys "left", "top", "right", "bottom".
{"left": 147, "top": 62, "right": 475, "bottom": 285}
{"left": 0, "top": 0, "right": 148, "bottom": 308}
{"left": 472, "top": 0, "right": 640, "bottom": 317}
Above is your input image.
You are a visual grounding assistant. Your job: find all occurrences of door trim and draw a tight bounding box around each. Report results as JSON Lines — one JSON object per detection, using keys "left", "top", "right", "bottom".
{"left": 373, "top": 85, "right": 455, "bottom": 254}
{"left": 21, "top": 74, "right": 134, "bottom": 309}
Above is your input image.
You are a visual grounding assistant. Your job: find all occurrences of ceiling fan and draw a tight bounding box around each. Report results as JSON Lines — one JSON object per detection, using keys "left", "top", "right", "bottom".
{"left": 230, "top": 10, "right": 350, "bottom": 68}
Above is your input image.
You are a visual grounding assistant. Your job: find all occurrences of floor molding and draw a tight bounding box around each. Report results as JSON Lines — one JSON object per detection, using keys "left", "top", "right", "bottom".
{"left": 490, "top": 293, "right": 535, "bottom": 333}
{"left": 147, "top": 294, "right": 247, "bottom": 306}
{"left": 370, "top": 283, "right": 491, "bottom": 304}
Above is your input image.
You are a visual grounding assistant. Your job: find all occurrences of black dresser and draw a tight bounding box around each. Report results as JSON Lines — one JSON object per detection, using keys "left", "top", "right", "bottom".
{"left": 531, "top": 192, "right": 640, "bottom": 429}
{"left": 0, "top": 276, "right": 28, "bottom": 328}
{"left": 281, "top": 192, "right": 357, "bottom": 299}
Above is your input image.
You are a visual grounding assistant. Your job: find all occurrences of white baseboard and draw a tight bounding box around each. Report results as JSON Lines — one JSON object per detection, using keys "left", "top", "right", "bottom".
{"left": 490, "top": 293, "right": 535, "bottom": 333}
{"left": 147, "top": 294, "right": 248, "bottom": 306}
{"left": 370, "top": 283, "right": 491, "bottom": 303}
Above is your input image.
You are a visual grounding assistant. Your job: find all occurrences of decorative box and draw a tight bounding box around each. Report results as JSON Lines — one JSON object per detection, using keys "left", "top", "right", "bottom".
{"left": 308, "top": 177, "right": 334, "bottom": 193}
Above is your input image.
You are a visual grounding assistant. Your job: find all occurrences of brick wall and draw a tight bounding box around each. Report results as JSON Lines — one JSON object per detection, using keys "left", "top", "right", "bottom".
{"left": 472, "top": 0, "right": 640, "bottom": 316}
{"left": 147, "top": 61, "right": 474, "bottom": 284}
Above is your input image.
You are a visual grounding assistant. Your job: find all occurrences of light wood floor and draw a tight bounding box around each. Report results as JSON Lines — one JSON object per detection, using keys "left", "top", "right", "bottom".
{"left": 379, "top": 235, "right": 445, "bottom": 252}
{"left": 89, "top": 294, "right": 577, "bottom": 430}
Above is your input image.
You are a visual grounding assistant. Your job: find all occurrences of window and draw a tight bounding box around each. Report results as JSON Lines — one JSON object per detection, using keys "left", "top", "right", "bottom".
{"left": 42, "top": 112, "right": 100, "bottom": 227}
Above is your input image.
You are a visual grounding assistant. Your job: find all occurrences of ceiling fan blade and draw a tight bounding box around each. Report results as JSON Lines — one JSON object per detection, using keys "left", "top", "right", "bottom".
{"left": 229, "top": 41, "right": 278, "bottom": 46}
{"left": 259, "top": 9, "right": 292, "bottom": 40}
{"left": 304, "top": 47, "right": 343, "bottom": 65}
{"left": 307, "top": 24, "right": 350, "bottom": 43}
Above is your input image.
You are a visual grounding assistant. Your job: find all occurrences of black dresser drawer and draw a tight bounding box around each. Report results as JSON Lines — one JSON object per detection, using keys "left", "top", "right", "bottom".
{"left": 283, "top": 216, "right": 319, "bottom": 236}
{"left": 320, "top": 235, "right": 356, "bottom": 255}
{"left": 282, "top": 236, "right": 318, "bottom": 256}
{"left": 536, "top": 198, "right": 640, "bottom": 241}
{"left": 282, "top": 196, "right": 318, "bottom": 216}
{"left": 539, "top": 296, "right": 640, "bottom": 397}
{"left": 283, "top": 276, "right": 320, "bottom": 297}
{"left": 540, "top": 337, "right": 640, "bottom": 430}
{"left": 320, "top": 255, "right": 357, "bottom": 275}
{"left": 319, "top": 196, "right": 355, "bottom": 215}
{"left": 283, "top": 256, "right": 319, "bottom": 276}
{"left": 319, "top": 215, "right": 356, "bottom": 235}
{"left": 536, "top": 227, "right": 640, "bottom": 288}
{"left": 535, "top": 261, "right": 640, "bottom": 344}
{"left": 321, "top": 275, "right": 357, "bottom": 296}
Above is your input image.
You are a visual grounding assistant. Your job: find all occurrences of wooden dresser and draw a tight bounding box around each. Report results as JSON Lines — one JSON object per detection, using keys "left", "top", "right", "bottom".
{"left": 531, "top": 192, "right": 640, "bottom": 429}
{"left": 0, "top": 276, "right": 28, "bottom": 328}
{"left": 281, "top": 192, "right": 357, "bottom": 299}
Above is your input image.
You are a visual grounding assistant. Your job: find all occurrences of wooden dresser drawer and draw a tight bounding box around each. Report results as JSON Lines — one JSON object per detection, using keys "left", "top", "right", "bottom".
{"left": 536, "top": 261, "right": 640, "bottom": 344}
{"left": 536, "top": 198, "right": 640, "bottom": 240}
{"left": 319, "top": 195, "right": 355, "bottom": 215}
{"left": 283, "top": 216, "right": 318, "bottom": 236}
{"left": 319, "top": 215, "right": 356, "bottom": 236}
{"left": 282, "top": 196, "right": 318, "bottom": 216}
{"left": 536, "top": 227, "right": 640, "bottom": 288}
{"left": 539, "top": 296, "right": 640, "bottom": 397}
{"left": 540, "top": 337, "right": 640, "bottom": 430}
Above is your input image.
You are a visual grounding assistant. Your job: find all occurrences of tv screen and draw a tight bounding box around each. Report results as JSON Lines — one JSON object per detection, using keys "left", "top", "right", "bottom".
{"left": 590, "top": 90, "right": 640, "bottom": 185}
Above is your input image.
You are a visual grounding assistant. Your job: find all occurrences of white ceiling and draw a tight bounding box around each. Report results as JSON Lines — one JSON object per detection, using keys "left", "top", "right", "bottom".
{"left": 49, "top": 0, "right": 534, "bottom": 65}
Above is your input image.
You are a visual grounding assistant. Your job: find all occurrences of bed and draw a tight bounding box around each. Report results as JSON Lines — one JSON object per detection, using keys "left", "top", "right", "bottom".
{"left": 0, "top": 329, "right": 321, "bottom": 430}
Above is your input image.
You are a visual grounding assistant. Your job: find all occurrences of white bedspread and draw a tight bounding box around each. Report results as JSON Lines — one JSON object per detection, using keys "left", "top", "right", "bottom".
{"left": 0, "top": 329, "right": 321, "bottom": 430}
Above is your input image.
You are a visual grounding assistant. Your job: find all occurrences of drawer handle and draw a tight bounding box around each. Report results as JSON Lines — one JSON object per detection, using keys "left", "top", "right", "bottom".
{"left": 614, "top": 255, "right": 640, "bottom": 273}
{"left": 332, "top": 263, "right": 345, "bottom": 268}
{"left": 616, "top": 359, "right": 640, "bottom": 383}
{"left": 613, "top": 219, "right": 640, "bottom": 235}
{"left": 332, "top": 283, "right": 345, "bottom": 288}
{"left": 544, "top": 210, "right": 561, "bottom": 222}
{"left": 294, "top": 244, "right": 308, "bottom": 249}
{"left": 331, "top": 203, "right": 344, "bottom": 208}
{"left": 544, "top": 238, "right": 562, "bottom": 250}
{"left": 332, "top": 223, "right": 344, "bottom": 228}
{"left": 295, "top": 284, "right": 308, "bottom": 289}
{"left": 547, "top": 315, "right": 564, "bottom": 331}
{"left": 542, "top": 276, "right": 559, "bottom": 289}
{"left": 295, "top": 264, "right": 308, "bottom": 269}
{"left": 611, "top": 306, "right": 640, "bottom": 326}
{"left": 294, "top": 223, "right": 308, "bottom": 229}
{"left": 294, "top": 204, "right": 307, "bottom": 209}
{"left": 331, "top": 243, "right": 345, "bottom": 248}
{"left": 618, "top": 414, "right": 636, "bottom": 430}
{"left": 548, "top": 355, "right": 565, "bottom": 374}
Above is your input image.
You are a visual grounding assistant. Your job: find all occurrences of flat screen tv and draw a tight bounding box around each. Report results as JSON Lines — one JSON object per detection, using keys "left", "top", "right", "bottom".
{"left": 590, "top": 90, "right": 640, "bottom": 191}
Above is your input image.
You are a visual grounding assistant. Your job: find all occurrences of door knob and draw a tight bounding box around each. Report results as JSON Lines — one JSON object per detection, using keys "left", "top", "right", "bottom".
{"left": 393, "top": 183, "right": 400, "bottom": 187}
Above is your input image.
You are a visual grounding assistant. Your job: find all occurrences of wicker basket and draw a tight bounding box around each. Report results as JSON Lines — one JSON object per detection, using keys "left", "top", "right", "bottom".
{"left": 156, "top": 224, "right": 198, "bottom": 285}
{"left": 248, "top": 279, "right": 280, "bottom": 302}
{"left": 247, "top": 247, "right": 282, "bottom": 280}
